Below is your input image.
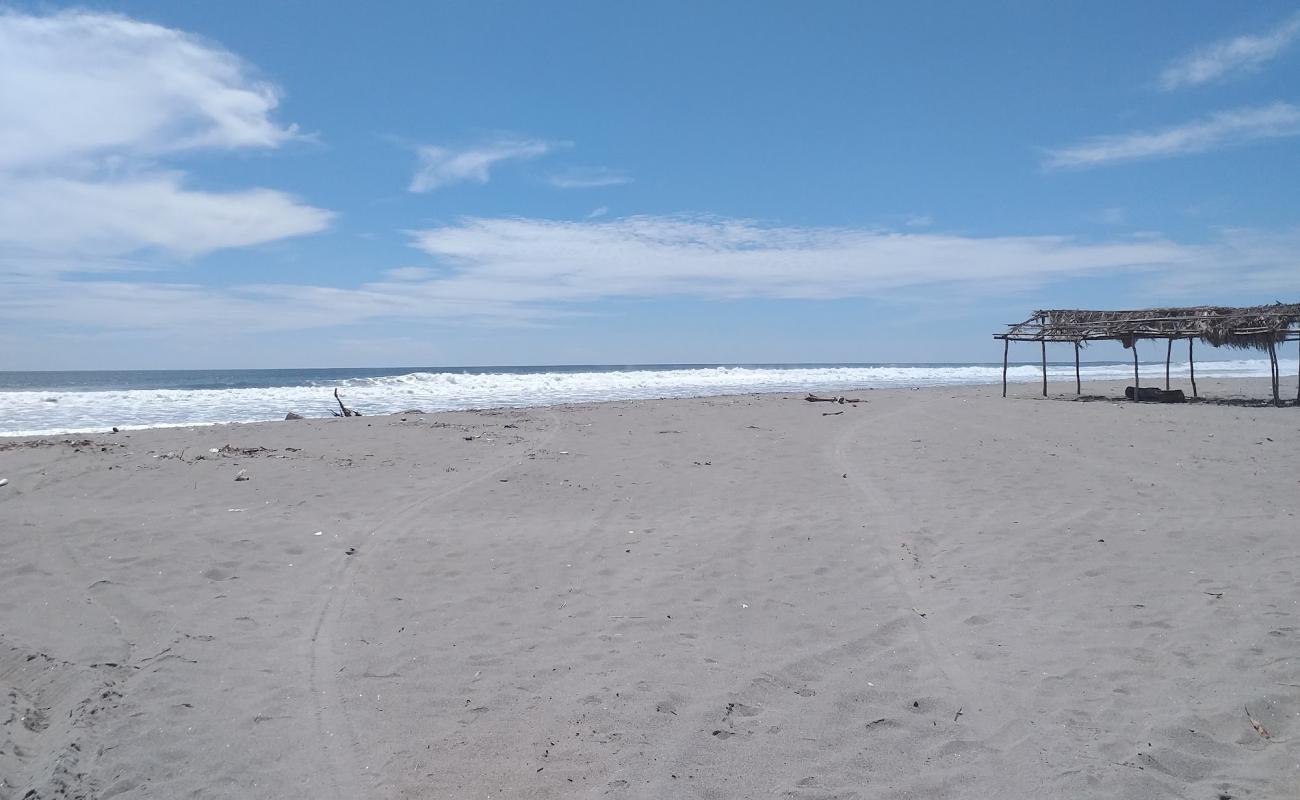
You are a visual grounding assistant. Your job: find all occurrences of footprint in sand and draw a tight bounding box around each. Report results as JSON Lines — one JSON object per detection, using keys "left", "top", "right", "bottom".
{"left": 724, "top": 701, "right": 762, "bottom": 718}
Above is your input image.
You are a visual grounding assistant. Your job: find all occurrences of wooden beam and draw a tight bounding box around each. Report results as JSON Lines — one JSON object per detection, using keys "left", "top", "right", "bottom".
{"left": 1132, "top": 343, "right": 1140, "bottom": 402}
{"left": 1015, "top": 312, "right": 1297, "bottom": 326}
{"left": 1002, "top": 338, "right": 1009, "bottom": 398}
{"left": 1165, "top": 339, "right": 1173, "bottom": 390}
{"left": 1041, "top": 340, "right": 1047, "bottom": 397}
{"left": 1269, "top": 341, "right": 1281, "bottom": 407}
{"left": 1074, "top": 341, "right": 1081, "bottom": 395}
{"left": 1188, "top": 339, "right": 1198, "bottom": 398}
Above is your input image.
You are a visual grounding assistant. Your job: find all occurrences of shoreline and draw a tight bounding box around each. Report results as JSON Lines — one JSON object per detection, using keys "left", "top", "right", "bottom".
{"left": 1, "top": 378, "right": 1295, "bottom": 797}
{"left": 2, "top": 375, "right": 1293, "bottom": 440}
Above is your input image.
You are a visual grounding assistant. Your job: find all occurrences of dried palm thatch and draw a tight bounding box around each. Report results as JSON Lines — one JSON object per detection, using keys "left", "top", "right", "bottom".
{"left": 999, "top": 303, "right": 1300, "bottom": 349}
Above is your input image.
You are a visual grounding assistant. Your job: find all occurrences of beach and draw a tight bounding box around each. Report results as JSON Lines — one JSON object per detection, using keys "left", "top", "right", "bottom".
{"left": 1, "top": 378, "right": 1296, "bottom": 799}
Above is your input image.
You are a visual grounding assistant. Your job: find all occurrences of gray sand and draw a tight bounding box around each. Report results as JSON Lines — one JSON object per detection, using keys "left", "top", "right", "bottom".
{"left": 1, "top": 379, "right": 1296, "bottom": 798}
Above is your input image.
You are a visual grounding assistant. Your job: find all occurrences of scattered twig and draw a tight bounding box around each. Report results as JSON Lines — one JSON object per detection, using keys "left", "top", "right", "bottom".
{"left": 805, "top": 394, "right": 863, "bottom": 404}
{"left": 953, "top": 707, "right": 963, "bottom": 722}
{"left": 218, "top": 444, "right": 272, "bottom": 457}
{"left": 822, "top": 411, "right": 844, "bottom": 416}
{"left": 1204, "top": 591, "right": 1224, "bottom": 599}
{"left": 911, "top": 607, "right": 927, "bottom": 618}
{"left": 1245, "top": 706, "right": 1270, "bottom": 739}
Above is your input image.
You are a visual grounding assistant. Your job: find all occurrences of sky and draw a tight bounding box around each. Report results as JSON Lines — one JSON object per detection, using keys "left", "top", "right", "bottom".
{"left": 1, "top": 1, "right": 1298, "bottom": 369}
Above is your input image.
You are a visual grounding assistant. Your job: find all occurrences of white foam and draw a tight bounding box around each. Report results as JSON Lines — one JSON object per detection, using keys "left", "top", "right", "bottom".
{"left": 1, "top": 359, "right": 1289, "bottom": 437}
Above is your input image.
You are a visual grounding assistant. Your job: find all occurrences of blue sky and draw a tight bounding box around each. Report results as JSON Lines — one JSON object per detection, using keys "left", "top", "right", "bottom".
{"left": 1, "top": 1, "right": 1298, "bottom": 369}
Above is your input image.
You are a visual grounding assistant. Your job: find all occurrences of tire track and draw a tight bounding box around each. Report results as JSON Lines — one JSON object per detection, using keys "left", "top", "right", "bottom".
{"left": 308, "top": 409, "right": 560, "bottom": 799}
{"left": 827, "top": 403, "right": 995, "bottom": 741}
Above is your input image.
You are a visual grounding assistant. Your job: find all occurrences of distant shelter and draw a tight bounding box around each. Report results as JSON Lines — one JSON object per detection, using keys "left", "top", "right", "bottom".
{"left": 994, "top": 304, "right": 1300, "bottom": 406}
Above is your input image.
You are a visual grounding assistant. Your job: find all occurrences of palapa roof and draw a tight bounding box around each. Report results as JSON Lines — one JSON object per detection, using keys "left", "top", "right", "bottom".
{"left": 996, "top": 303, "right": 1300, "bottom": 349}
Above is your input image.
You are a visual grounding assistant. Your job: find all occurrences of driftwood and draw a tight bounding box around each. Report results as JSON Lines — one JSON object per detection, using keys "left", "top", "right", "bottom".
{"left": 333, "top": 389, "right": 361, "bottom": 417}
{"left": 805, "top": 394, "right": 863, "bottom": 404}
{"left": 1124, "top": 386, "right": 1186, "bottom": 403}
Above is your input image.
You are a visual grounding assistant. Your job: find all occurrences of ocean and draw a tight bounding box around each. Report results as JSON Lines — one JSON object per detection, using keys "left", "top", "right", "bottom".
{"left": 0, "top": 359, "right": 1287, "bottom": 437}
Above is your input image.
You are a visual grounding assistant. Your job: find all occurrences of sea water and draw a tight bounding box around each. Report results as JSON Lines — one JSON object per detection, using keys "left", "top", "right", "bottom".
{"left": 0, "top": 359, "right": 1287, "bottom": 437}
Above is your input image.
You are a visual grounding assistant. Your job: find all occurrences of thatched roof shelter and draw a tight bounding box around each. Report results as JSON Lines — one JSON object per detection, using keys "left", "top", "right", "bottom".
{"left": 1002, "top": 304, "right": 1300, "bottom": 349}
{"left": 994, "top": 303, "right": 1300, "bottom": 405}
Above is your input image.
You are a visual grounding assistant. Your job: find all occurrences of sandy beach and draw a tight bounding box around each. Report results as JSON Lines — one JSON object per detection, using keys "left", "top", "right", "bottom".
{"left": 1, "top": 378, "right": 1296, "bottom": 799}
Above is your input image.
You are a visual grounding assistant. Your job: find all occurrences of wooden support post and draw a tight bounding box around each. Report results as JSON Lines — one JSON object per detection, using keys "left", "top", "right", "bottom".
{"left": 1002, "top": 338, "right": 1008, "bottom": 398}
{"left": 1074, "top": 341, "right": 1081, "bottom": 395}
{"left": 1296, "top": 337, "right": 1299, "bottom": 404}
{"left": 1269, "top": 341, "right": 1281, "bottom": 407}
{"left": 1170, "top": 338, "right": 1180, "bottom": 390}
{"left": 1188, "top": 339, "right": 1198, "bottom": 398}
{"left": 1041, "top": 339, "right": 1047, "bottom": 397}
{"left": 1132, "top": 342, "right": 1140, "bottom": 402}
{"left": 1275, "top": 343, "right": 1281, "bottom": 405}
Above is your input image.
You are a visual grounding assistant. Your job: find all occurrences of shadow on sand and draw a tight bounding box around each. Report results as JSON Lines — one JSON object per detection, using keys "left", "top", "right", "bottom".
{"left": 1066, "top": 394, "right": 1299, "bottom": 408}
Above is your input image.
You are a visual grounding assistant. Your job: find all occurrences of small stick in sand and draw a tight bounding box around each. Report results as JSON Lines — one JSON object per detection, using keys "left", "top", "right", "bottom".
{"left": 1245, "top": 707, "right": 1270, "bottom": 739}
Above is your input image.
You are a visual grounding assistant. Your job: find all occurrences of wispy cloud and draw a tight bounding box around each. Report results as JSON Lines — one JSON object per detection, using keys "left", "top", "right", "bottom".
{"left": 1043, "top": 103, "right": 1300, "bottom": 169}
{"left": 8, "top": 216, "right": 1299, "bottom": 336}
{"left": 547, "top": 167, "right": 632, "bottom": 189}
{"left": 409, "top": 137, "right": 561, "bottom": 192}
{"left": 404, "top": 215, "right": 1203, "bottom": 303}
{"left": 0, "top": 10, "right": 330, "bottom": 262}
{"left": 1159, "top": 11, "right": 1300, "bottom": 90}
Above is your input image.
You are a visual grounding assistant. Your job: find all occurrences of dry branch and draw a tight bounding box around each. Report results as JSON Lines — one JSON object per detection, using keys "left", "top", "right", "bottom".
{"left": 333, "top": 388, "right": 361, "bottom": 417}
{"left": 805, "top": 394, "right": 863, "bottom": 404}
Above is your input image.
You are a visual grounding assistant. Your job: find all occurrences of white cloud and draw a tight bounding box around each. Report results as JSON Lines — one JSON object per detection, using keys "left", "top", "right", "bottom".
{"left": 409, "top": 138, "right": 560, "bottom": 192}
{"left": 7, "top": 216, "right": 1299, "bottom": 335}
{"left": 548, "top": 167, "right": 633, "bottom": 189}
{"left": 1043, "top": 103, "right": 1300, "bottom": 169}
{"left": 1159, "top": 11, "right": 1300, "bottom": 90}
{"left": 0, "top": 174, "right": 331, "bottom": 259}
{"left": 0, "top": 10, "right": 297, "bottom": 170}
{"left": 0, "top": 10, "right": 331, "bottom": 263}
{"left": 404, "top": 215, "right": 1207, "bottom": 303}
{"left": 587, "top": 207, "right": 610, "bottom": 219}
